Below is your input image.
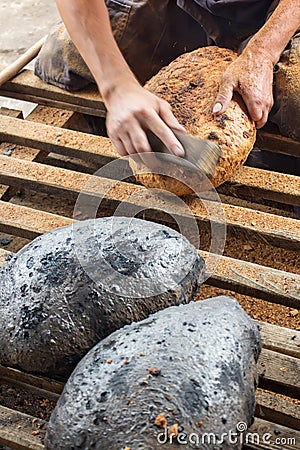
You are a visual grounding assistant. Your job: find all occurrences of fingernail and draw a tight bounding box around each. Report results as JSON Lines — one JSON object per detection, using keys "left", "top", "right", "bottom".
{"left": 213, "top": 102, "right": 222, "bottom": 114}
{"left": 172, "top": 145, "right": 185, "bottom": 157}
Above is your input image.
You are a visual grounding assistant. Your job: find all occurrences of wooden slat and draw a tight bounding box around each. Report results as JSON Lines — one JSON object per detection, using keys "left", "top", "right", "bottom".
{"left": 258, "top": 349, "right": 300, "bottom": 398}
{"left": 200, "top": 250, "right": 300, "bottom": 309}
{"left": 0, "top": 377, "right": 59, "bottom": 404}
{"left": 257, "top": 129, "right": 300, "bottom": 158}
{"left": 187, "top": 195, "right": 300, "bottom": 251}
{"left": 245, "top": 417, "right": 299, "bottom": 449}
{"left": 0, "top": 366, "right": 63, "bottom": 396}
{"left": 1, "top": 407, "right": 299, "bottom": 450}
{"left": 0, "top": 201, "right": 299, "bottom": 308}
{"left": 255, "top": 390, "right": 300, "bottom": 431}
{"left": 1, "top": 369, "right": 299, "bottom": 431}
{"left": 219, "top": 166, "right": 300, "bottom": 207}
{"left": 0, "top": 114, "right": 117, "bottom": 165}
{"left": 0, "top": 105, "right": 75, "bottom": 202}
{"left": 0, "top": 70, "right": 299, "bottom": 158}
{"left": 0, "top": 107, "right": 76, "bottom": 159}
{"left": 2, "top": 366, "right": 299, "bottom": 429}
{"left": 0, "top": 107, "right": 23, "bottom": 119}
{"left": 0, "top": 109, "right": 23, "bottom": 200}
{"left": 257, "top": 321, "right": 300, "bottom": 359}
{"left": 0, "top": 156, "right": 299, "bottom": 251}
{"left": 0, "top": 202, "right": 71, "bottom": 240}
{"left": 1, "top": 115, "right": 299, "bottom": 207}
{"left": 0, "top": 69, "right": 106, "bottom": 117}
{"left": 0, "top": 405, "right": 45, "bottom": 450}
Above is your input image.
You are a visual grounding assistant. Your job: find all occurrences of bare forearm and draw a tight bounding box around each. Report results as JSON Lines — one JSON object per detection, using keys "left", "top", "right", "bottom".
{"left": 213, "top": 0, "right": 299, "bottom": 126}
{"left": 55, "top": 0, "right": 137, "bottom": 100}
{"left": 55, "top": 0, "right": 185, "bottom": 159}
{"left": 245, "top": 0, "right": 300, "bottom": 63}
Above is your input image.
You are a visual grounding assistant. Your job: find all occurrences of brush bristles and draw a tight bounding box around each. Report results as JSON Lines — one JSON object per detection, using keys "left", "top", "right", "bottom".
{"left": 147, "top": 130, "right": 222, "bottom": 176}
{"left": 193, "top": 142, "right": 222, "bottom": 177}
{"left": 174, "top": 131, "right": 222, "bottom": 177}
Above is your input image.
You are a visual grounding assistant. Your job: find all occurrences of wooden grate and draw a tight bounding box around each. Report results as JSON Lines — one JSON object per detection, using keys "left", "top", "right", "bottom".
{"left": 0, "top": 69, "right": 299, "bottom": 449}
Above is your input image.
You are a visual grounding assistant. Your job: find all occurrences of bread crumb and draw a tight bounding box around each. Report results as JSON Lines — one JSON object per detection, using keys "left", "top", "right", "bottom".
{"left": 168, "top": 423, "right": 179, "bottom": 438}
{"left": 148, "top": 367, "right": 161, "bottom": 376}
{"left": 155, "top": 413, "right": 168, "bottom": 429}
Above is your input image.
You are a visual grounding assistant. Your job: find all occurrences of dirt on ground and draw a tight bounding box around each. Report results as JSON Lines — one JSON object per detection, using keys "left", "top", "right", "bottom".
{"left": 0, "top": 0, "right": 59, "bottom": 66}
{"left": 0, "top": 382, "right": 56, "bottom": 421}
{"left": 0, "top": 0, "right": 59, "bottom": 119}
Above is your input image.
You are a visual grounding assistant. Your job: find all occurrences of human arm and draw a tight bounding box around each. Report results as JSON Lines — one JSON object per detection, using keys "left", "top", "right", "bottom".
{"left": 213, "top": 0, "right": 300, "bottom": 128}
{"left": 55, "top": 0, "right": 185, "bottom": 157}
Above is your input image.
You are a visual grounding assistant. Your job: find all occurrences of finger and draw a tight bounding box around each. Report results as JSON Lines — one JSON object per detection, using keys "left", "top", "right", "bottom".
{"left": 127, "top": 126, "right": 158, "bottom": 169}
{"left": 110, "top": 137, "right": 127, "bottom": 157}
{"left": 159, "top": 101, "right": 186, "bottom": 132}
{"left": 242, "top": 95, "right": 264, "bottom": 123}
{"left": 116, "top": 130, "right": 147, "bottom": 167}
{"left": 256, "top": 109, "right": 269, "bottom": 129}
{"left": 142, "top": 113, "right": 185, "bottom": 157}
{"left": 119, "top": 132, "right": 136, "bottom": 155}
{"left": 213, "top": 78, "right": 235, "bottom": 114}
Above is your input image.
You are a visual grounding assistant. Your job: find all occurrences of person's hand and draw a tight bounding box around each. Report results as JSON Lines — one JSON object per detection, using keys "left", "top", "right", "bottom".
{"left": 105, "top": 80, "right": 185, "bottom": 160}
{"left": 213, "top": 48, "right": 274, "bottom": 129}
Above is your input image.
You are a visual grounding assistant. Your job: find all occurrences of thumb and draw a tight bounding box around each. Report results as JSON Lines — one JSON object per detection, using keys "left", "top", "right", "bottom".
{"left": 213, "top": 78, "right": 234, "bottom": 115}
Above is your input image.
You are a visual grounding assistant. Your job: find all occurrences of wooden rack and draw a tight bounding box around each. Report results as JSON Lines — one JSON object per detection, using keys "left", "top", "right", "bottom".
{"left": 0, "top": 69, "right": 299, "bottom": 450}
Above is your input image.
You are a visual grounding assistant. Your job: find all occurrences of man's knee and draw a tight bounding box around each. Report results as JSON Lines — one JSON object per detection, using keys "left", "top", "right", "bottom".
{"left": 270, "top": 32, "right": 300, "bottom": 142}
{"left": 34, "top": 23, "right": 94, "bottom": 92}
{"left": 34, "top": 0, "right": 165, "bottom": 91}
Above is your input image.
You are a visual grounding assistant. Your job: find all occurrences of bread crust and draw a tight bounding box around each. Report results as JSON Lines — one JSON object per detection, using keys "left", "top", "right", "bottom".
{"left": 130, "top": 47, "right": 256, "bottom": 196}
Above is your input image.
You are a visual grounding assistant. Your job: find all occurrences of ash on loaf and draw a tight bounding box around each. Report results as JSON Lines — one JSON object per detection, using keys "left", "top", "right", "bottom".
{"left": 0, "top": 217, "right": 204, "bottom": 377}
{"left": 45, "top": 296, "right": 261, "bottom": 449}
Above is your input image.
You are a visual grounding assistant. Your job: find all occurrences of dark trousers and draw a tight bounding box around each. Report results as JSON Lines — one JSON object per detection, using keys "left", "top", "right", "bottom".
{"left": 35, "top": 0, "right": 300, "bottom": 143}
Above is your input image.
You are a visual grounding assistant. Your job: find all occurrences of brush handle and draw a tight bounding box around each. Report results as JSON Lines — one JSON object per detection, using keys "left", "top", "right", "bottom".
{"left": 0, "top": 35, "right": 47, "bottom": 87}
{"left": 146, "top": 130, "right": 198, "bottom": 172}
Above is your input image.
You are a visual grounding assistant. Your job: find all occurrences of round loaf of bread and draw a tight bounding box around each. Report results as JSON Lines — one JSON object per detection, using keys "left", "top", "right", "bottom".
{"left": 130, "top": 46, "right": 256, "bottom": 195}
